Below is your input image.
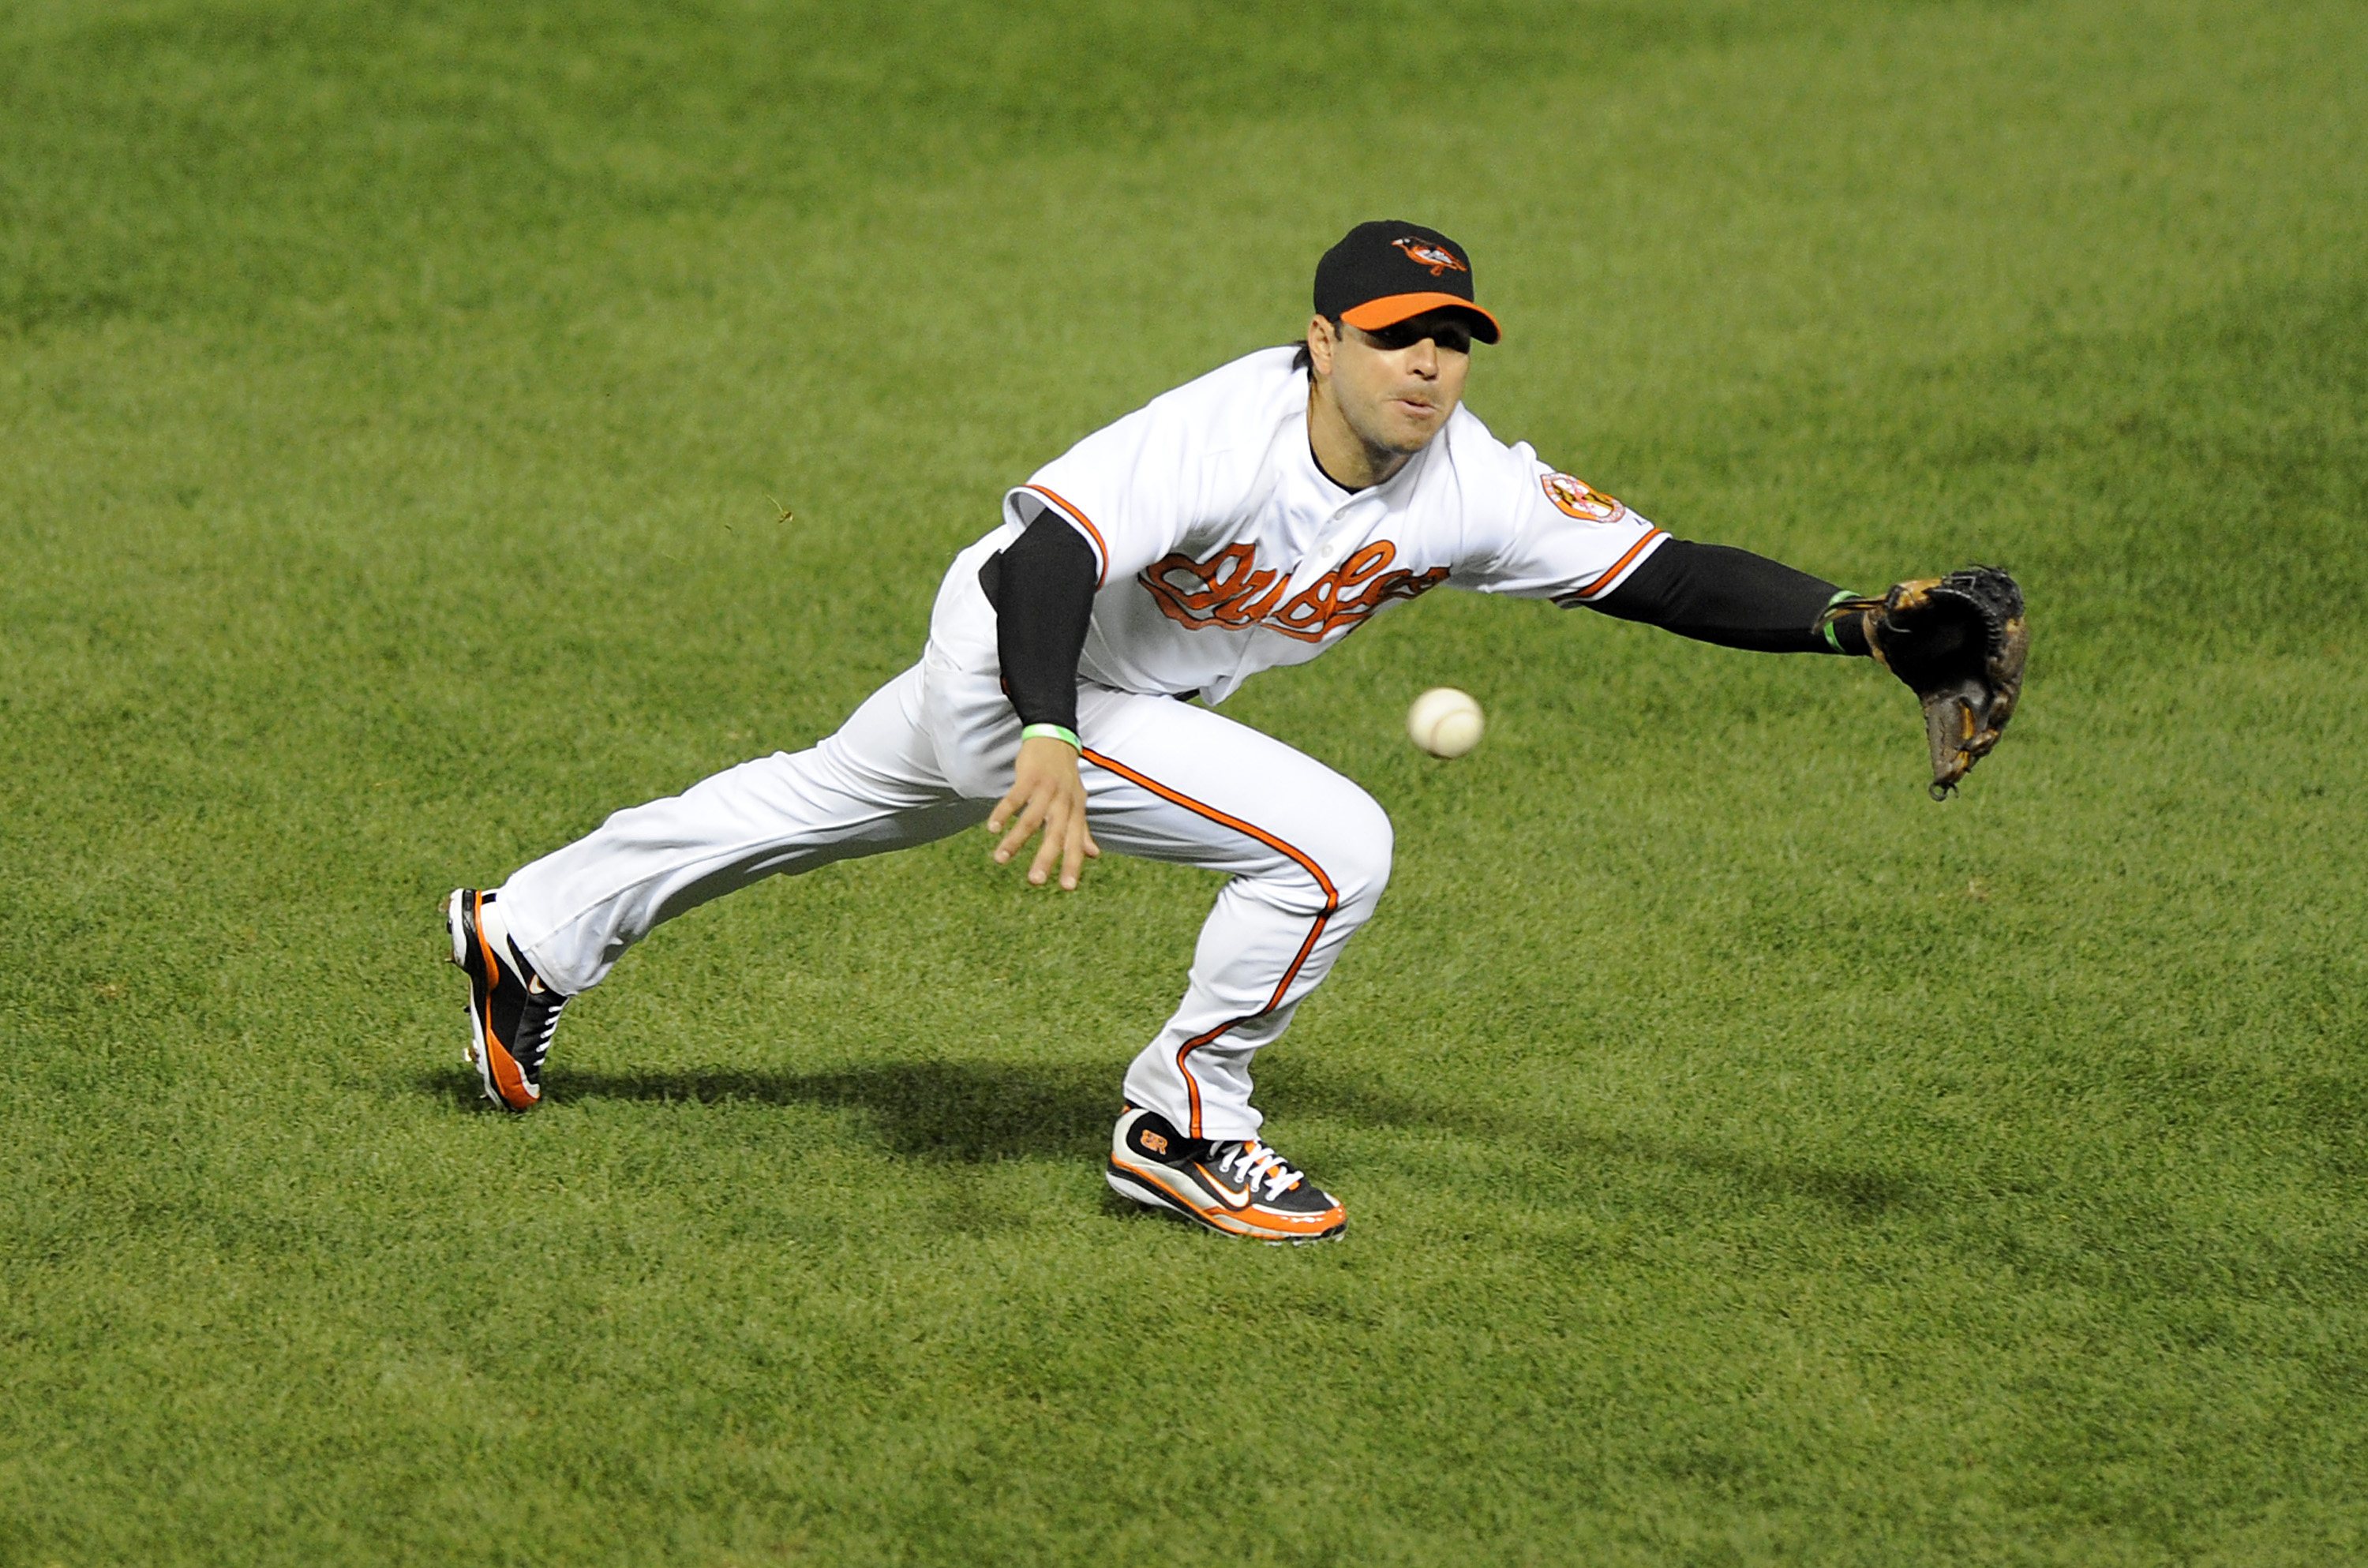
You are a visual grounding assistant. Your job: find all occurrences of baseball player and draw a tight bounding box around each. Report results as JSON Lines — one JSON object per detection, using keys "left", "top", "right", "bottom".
{"left": 448, "top": 221, "right": 2022, "bottom": 1244}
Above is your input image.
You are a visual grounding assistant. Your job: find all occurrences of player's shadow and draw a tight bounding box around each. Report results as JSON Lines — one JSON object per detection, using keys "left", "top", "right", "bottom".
{"left": 416, "top": 1057, "right": 1917, "bottom": 1214}
{"left": 542, "top": 1059, "right": 1118, "bottom": 1162}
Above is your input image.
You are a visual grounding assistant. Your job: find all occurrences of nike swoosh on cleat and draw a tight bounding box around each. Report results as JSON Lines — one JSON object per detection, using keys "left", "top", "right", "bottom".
{"left": 1193, "top": 1164, "right": 1253, "bottom": 1209}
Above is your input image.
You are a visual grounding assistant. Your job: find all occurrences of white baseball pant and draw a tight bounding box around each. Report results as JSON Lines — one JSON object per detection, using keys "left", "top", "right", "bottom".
{"left": 494, "top": 650, "right": 1392, "bottom": 1140}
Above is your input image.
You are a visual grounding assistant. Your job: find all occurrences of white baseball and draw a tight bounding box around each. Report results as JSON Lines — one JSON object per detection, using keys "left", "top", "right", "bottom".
{"left": 1407, "top": 687, "right": 1485, "bottom": 758}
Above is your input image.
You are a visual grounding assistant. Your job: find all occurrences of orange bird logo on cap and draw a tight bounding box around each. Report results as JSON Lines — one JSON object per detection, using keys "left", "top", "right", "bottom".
{"left": 1392, "top": 238, "right": 1467, "bottom": 276}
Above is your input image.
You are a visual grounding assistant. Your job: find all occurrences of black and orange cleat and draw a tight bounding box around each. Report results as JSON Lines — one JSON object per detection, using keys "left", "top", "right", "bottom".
{"left": 445, "top": 888, "right": 568, "bottom": 1112}
{"left": 1106, "top": 1106, "right": 1346, "bottom": 1244}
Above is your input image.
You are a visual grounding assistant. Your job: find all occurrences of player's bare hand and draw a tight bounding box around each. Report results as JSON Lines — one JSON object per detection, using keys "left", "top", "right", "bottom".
{"left": 987, "top": 735, "right": 1100, "bottom": 890}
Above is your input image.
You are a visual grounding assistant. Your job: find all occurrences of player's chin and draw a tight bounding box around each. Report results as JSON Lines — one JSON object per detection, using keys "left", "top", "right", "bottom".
{"left": 1384, "top": 405, "right": 1448, "bottom": 448}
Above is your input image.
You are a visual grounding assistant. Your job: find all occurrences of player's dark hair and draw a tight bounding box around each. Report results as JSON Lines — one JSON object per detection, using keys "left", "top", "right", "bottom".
{"left": 1291, "top": 316, "right": 1342, "bottom": 376}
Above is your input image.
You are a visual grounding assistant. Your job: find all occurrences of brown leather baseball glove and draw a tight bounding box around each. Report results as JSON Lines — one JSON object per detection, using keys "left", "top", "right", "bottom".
{"left": 1821, "top": 567, "right": 2029, "bottom": 799}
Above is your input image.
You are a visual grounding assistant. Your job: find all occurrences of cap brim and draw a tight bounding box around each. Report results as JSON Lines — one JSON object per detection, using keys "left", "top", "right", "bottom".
{"left": 1340, "top": 292, "right": 1501, "bottom": 343}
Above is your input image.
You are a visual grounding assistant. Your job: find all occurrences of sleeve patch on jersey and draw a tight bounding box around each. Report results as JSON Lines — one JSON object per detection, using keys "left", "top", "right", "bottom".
{"left": 1542, "top": 473, "right": 1625, "bottom": 522}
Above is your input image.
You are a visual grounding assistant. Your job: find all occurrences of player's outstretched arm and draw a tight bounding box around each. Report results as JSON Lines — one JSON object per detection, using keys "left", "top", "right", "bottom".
{"left": 1584, "top": 538, "right": 1870, "bottom": 655}
{"left": 1587, "top": 539, "right": 2027, "bottom": 795}
{"left": 980, "top": 512, "right": 1102, "bottom": 889}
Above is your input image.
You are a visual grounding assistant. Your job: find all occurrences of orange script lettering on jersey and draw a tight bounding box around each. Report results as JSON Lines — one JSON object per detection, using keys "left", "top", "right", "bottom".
{"left": 1140, "top": 540, "right": 1449, "bottom": 644}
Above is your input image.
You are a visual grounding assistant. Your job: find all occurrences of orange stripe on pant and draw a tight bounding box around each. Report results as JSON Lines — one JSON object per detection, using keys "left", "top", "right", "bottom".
{"left": 1082, "top": 747, "right": 1338, "bottom": 1138}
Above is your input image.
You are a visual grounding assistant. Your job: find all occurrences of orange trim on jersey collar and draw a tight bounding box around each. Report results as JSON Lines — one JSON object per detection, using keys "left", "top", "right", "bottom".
{"left": 1340, "top": 292, "right": 1502, "bottom": 342}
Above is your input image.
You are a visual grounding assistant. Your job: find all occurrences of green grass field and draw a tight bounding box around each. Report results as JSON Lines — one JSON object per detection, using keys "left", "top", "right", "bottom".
{"left": 5, "top": 1, "right": 2366, "bottom": 1562}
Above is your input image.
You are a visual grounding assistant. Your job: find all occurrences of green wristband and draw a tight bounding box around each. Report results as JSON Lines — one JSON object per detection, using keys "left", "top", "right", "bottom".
{"left": 1021, "top": 723, "right": 1081, "bottom": 751}
{"left": 1819, "top": 589, "right": 1858, "bottom": 653}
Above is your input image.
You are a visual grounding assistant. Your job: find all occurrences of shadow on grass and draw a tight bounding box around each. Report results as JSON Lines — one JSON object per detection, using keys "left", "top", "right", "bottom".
{"left": 418, "top": 1055, "right": 1917, "bottom": 1214}
{"left": 545, "top": 1059, "right": 1119, "bottom": 1162}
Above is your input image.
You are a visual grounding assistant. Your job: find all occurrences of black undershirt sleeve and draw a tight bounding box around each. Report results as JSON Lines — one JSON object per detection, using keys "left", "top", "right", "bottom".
{"left": 977, "top": 511, "right": 1098, "bottom": 734}
{"left": 1587, "top": 538, "right": 1868, "bottom": 655}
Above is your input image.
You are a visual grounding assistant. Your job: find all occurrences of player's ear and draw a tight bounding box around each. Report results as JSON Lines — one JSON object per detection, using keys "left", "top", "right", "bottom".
{"left": 1306, "top": 315, "right": 1336, "bottom": 379}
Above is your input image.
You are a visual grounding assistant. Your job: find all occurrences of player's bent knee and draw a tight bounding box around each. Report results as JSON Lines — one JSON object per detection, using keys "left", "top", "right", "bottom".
{"left": 1315, "top": 789, "right": 1393, "bottom": 917}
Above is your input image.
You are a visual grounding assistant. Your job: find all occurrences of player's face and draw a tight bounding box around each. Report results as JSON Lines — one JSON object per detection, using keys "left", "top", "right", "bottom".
{"left": 1312, "top": 311, "right": 1474, "bottom": 458}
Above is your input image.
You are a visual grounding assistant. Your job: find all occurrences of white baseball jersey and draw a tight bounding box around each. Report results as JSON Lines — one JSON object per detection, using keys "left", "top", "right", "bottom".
{"left": 929, "top": 345, "right": 1667, "bottom": 704}
{"left": 504, "top": 342, "right": 1675, "bottom": 1147}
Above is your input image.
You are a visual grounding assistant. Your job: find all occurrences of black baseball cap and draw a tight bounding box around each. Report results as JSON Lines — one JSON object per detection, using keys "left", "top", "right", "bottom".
{"left": 1313, "top": 220, "right": 1501, "bottom": 344}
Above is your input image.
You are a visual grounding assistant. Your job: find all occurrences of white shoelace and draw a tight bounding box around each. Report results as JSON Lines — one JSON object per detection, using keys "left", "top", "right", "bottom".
{"left": 519, "top": 991, "right": 567, "bottom": 1063}
{"left": 1213, "top": 1139, "right": 1302, "bottom": 1200}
